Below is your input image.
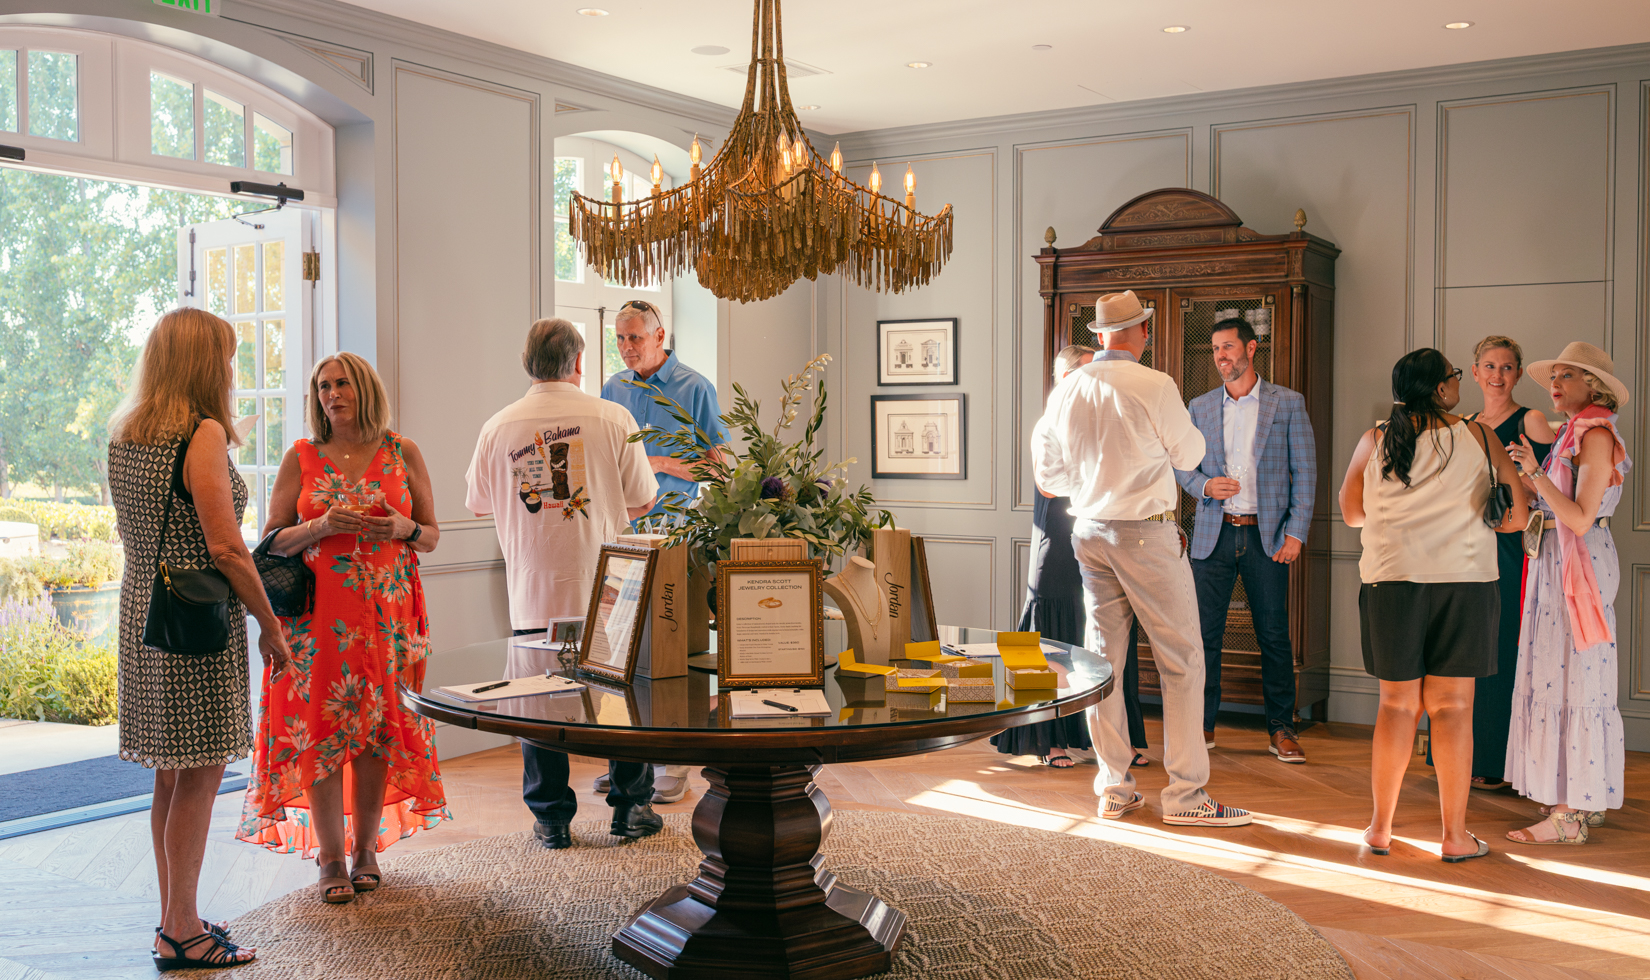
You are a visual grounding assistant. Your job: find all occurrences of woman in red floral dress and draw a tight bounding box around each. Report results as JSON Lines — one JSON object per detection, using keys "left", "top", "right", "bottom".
{"left": 239, "top": 352, "right": 449, "bottom": 904}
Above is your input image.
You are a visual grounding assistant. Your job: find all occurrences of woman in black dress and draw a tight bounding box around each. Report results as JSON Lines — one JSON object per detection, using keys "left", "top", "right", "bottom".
{"left": 994, "top": 347, "right": 1150, "bottom": 768}
{"left": 1445, "top": 336, "right": 1552, "bottom": 788}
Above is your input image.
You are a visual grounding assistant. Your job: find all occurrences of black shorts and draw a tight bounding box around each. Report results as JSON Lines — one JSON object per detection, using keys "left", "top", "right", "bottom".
{"left": 1359, "top": 581, "right": 1500, "bottom": 682}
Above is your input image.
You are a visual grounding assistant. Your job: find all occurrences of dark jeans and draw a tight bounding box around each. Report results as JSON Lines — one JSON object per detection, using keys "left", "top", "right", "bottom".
{"left": 1191, "top": 522, "right": 1295, "bottom": 734}
{"left": 513, "top": 628, "right": 653, "bottom": 824}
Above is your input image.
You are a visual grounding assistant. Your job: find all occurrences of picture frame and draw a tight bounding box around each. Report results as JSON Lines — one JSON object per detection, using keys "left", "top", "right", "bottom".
{"left": 715, "top": 558, "right": 826, "bottom": 688}
{"left": 877, "top": 318, "right": 958, "bottom": 386}
{"left": 576, "top": 544, "right": 658, "bottom": 683}
{"left": 870, "top": 394, "right": 967, "bottom": 480}
{"left": 908, "top": 536, "right": 939, "bottom": 643}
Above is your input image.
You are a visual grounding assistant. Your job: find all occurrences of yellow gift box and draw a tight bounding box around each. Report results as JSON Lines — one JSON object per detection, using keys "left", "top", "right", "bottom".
{"left": 887, "top": 687, "right": 945, "bottom": 710}
{"left": 838, "top": 648, "right": 897, "bottom": 678}
{"left": 892, "top": 668, "right": 945, "bottom": 692}
{"left": 1005, "top": 666, "right": 1057, "bottom": 690}
{"left": 902, "top": 640, "right": 965, "bottom": 671}
{"left": 996, "top": 631, "right": 1050, "bottom": 671}
{"left": 945, "top": 676, "right": 996, "bottom": 702}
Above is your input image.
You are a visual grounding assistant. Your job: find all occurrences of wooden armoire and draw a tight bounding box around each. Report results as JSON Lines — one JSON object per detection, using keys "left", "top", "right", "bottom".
{"left": 1035, "top": 188, "right": 1339, "bottom": 725}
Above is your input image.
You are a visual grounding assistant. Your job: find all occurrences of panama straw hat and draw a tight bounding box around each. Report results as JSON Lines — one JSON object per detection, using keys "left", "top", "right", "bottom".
{"left": 1526, "top": 341, "right": 1630, "bottom": 407}
{"left": 1092, "top": 290, "right": 1155, "bottom": 332}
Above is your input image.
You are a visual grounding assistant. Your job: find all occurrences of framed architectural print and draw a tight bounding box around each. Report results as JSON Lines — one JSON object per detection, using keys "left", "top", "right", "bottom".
{"left": 576, "top": 544, "right": 658, "bottom": 683}
{"left": 877, "top": 318, "right": 958, "bottom": 386}
{"left": 870, "top": 394, "right": 967, "bottom": 480}
{"left": 715, "top": 558, "right": 826, "bottom": 688}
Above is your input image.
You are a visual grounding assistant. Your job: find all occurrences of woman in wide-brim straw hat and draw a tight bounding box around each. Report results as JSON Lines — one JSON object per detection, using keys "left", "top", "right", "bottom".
{"left": 1503, "top": 342, "right": 1631, "bottom": 845}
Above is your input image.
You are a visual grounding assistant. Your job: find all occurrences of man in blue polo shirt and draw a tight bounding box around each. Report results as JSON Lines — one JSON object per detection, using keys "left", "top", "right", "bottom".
{"left": 600, "top": 299, "right": 727, "bottom": 523}
{"left": 599, "top": 298, "right": 727, "bottom": 804}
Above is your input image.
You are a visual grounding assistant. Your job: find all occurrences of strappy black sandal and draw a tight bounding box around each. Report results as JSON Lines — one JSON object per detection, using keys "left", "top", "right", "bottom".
{"left": 155, "top": 919, "right": 231, "bottom": 942}
{"left": 152, "top": 929, "right": 254, "bottom": 970}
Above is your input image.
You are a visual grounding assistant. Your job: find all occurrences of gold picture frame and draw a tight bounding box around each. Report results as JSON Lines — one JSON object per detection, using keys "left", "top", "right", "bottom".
{"left": 576, "top": 544, "right": 658, "bottom": 683}
{"left": 715, "top": 558, "right": 826, "bottom": 688}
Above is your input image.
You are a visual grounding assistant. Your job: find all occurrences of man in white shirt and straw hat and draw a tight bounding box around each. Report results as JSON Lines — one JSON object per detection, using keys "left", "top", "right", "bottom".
{"left": 1033, "top": 290, "right": 1253, "bottom": 827}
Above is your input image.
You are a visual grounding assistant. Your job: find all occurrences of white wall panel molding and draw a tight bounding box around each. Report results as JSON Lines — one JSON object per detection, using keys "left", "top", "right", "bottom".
{"left": 835, "top": 43, "right": 1650, "bottom": 154}
{"left": 1627, "top": 565, "right": 1650, "bottom": 701}
{"left": 1012, "top": 129, "right": 1192, "bottom": 510}
{"left": 1011, "top": 537, "right": 1031, "bottom": 620}
{"left": 918, "top": 535, "right": 998, "bottom": 631}
{"left": 259, "top": 24, "right": 373, "bottom": 93}
{"left": 230, "top": 0, "right": 737, "bottom": 130}
{"left": 1637, "top": 80, "right": 1650, "bottom": 532}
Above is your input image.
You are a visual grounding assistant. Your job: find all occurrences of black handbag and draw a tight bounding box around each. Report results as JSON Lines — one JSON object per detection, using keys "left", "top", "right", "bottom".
{"left": 142, "top": 429, "right": 233, "bottom": 656}
{"left": 1471, "top": 420, "right": 1514, "bottom": 530}
{"left": 253, "top": 528, "right": 314, "bottom": 617}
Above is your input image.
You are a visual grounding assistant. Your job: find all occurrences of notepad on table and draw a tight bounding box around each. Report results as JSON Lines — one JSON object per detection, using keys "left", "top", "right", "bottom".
{"left": 438, "top": 674, "right": 585, "bottom": 702}
{"left": 728, "top": 689, "right": 832, "bottom": 718}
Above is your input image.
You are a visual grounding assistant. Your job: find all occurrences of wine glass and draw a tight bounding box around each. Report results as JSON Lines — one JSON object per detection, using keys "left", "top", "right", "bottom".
{"left": 1227, "top": 462, "right": 1249, "bottom": 499}
{"left": 342, "top": 490, "right": 380, "bottom": 559}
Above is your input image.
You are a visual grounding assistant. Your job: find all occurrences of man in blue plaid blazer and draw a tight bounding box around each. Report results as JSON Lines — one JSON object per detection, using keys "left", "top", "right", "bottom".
{"left": 1173, "top": 318, "right": 1316, "bottom": 764}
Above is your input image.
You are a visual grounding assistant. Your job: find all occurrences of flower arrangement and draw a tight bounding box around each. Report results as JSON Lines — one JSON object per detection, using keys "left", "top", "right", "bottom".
{"left": 627, "top": 353, "right": 892, "bottom": 569}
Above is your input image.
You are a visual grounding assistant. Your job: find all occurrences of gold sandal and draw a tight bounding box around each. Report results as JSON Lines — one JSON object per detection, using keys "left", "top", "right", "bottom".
{"left": 317, "top": 859, "right": 355, "bottom": 904}
{"left": 1507, "top": 810, "right": 1589, "bottom": 845}
{"left": 1540, "top": 804, "right": 1605, "bottom": 827}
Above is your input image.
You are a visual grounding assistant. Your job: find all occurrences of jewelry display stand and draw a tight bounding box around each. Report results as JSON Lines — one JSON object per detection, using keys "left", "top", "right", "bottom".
{"left": 822, "top": 556, "right": 889, "bottom": 665}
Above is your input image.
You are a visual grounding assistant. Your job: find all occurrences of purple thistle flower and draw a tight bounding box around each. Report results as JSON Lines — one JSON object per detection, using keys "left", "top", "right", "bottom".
{"left": 760, "top": 476, "right": 787, "bottom": 500}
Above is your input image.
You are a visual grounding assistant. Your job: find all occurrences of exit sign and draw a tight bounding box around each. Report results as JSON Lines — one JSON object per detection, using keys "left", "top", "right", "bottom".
{"left": 153, "top": 0, "right": 218, "bottom": 14}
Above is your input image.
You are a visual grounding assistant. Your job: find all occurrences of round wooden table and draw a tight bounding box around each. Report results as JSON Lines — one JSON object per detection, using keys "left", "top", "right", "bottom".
{"left": 403, "top": 627, "right": 1111, "bottom": 980}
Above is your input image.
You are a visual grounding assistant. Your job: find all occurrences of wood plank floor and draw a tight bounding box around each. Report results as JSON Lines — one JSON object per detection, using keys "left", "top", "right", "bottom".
{"left": 1, "top": 712, "right": 1646, "bottom": 979}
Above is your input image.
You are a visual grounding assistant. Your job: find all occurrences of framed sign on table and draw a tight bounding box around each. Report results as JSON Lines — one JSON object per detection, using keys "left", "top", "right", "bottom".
{"left": 577, "top": 544, "right": 658, "bottom": 683}
{"left": 870, "top": 394, "right": 966, "bottom": 480}
{"left": 877, "top": 318, "right": 958, "bottom": 386}
{"left": 715, "top": 558, "right": 825, "bottom": 688}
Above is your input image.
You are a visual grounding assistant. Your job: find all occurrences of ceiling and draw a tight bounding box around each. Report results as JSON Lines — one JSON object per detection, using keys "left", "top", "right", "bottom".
{"left": 346, "top": 0, "right": 1650, "bottom": 133}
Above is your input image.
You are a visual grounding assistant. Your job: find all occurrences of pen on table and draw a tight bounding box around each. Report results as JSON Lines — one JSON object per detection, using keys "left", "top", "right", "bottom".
{"left": 761, "top": 699, "right": 798, "bottom": 712}
{"left": 472, "top": 680, "right": 511, "bottom": 693}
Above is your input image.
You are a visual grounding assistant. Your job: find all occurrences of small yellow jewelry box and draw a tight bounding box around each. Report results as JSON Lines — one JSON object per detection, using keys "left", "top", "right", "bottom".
{"left": 1005, "top": 666, "right": 1058, "bottom": 690}
{"left": 837, "top": 648, "right": 897, "bottom": 678}
{"left": 945, "top": 676, "right": 997, "bottom": 701}
{"left": 887, "top": 687, "right": 945, "bottom": 710}
{"left": 996, "top": 631, "right": 1051, "bottom": 671}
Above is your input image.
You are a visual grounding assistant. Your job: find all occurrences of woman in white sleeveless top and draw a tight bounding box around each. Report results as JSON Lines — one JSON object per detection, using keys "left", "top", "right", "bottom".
{"left": 1339, "top": 349, "right": 1526, "bottom": 862}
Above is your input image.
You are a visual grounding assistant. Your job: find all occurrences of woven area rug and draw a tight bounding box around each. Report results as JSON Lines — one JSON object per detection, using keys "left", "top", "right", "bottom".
{"left": 225, "top": 811, "right": 1353, "bottom": 980}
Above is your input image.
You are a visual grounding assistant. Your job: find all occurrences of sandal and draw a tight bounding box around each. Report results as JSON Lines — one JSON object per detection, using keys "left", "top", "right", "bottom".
{"left": 1507, "top": 810, "right": 1589, "bottom": 846}
{"left": 1470, "top": 776, "right": 1508, "bottom": 791}
{"left": 1361, "top": 828, "right": 1390, "bottom": 856}
{"left": 156, "top": 920, "right": 231, "bottom": 942}
{"left": 317, "top": 859, "right": 355, "bottom": 904}
{"left": 1441, "top": 833, "right": 1491, "bottom": 863}
{"left": 350, "top": 857, "right": 382, "bottom": 892}
{"left": 1131, "top": 753, "right": 1151, "bottom": 769}
{"left": 1540, "top": 804, "right": 1605, "bottom": 827}
{"left": 1039, "top": 754, "right": 1076, "bottom": 769}
{"left": 152, "top": 929, "right": 254, "bottom": 970}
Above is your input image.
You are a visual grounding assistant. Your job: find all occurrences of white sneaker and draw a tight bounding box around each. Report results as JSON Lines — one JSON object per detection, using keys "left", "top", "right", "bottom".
{"left": 652, "top": 774, "right": 689, "bottom": 804}
{"left": 1100, "top": 792, "right": 1144, "bottom": 820}
{"left": 1162, "top": 800, "right": 1251, "bottom": 827}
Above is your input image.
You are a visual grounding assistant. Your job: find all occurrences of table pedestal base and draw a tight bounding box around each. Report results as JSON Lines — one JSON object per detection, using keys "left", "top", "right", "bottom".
{"left": 613, "top": 764, "right": 906, "bottom": 980}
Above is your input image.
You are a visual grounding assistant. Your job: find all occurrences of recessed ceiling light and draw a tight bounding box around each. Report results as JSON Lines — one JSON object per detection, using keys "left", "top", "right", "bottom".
{"left": 1032, "top": 44, "right": 1053, "bottom": 51}
{"left": 576, "top": 7, "right": 609, "bottom": 16}
{"left": 1443, "top": 20, "right": 1473, "bottom": 29}
{"left": 691, "top": 44, "right": 730, "bottom": 55}
{"left": 1162, "top": 25, "right": 1189, "bottom": 34}
{"left": 907, "top": 61, "right": 932, "bottom": 69}
{"left": 798, "top": 104, "right": 820, "bottom": 110}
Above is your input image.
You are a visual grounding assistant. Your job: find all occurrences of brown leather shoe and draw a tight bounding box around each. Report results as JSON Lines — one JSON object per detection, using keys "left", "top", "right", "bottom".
{"left": 1269, "top": 728, "right": 1306, "bottom": 764}
{"left": 1204, "top": 729, "right": 1215, "bottom": 748}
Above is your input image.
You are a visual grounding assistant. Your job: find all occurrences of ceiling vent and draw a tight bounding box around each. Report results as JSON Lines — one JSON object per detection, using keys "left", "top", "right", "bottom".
{"left": 722, "top": 58, "right": 830, "bottom": 79}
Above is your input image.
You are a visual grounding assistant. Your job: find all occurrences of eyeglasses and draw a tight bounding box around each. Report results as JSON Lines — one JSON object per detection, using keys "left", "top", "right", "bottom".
{"left": 1445, "top": 368, "right": 1463, "bottom": 382}
{"left": 620, "top": 299, "right": 658, "bottom": 314}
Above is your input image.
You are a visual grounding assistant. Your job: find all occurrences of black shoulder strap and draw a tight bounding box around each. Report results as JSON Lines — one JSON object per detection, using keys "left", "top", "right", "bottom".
{"left": 1469, "top": 419, "right": 1495, "bottom": 485}
{"left": 155, "top": 423, "right": 200, "bottom": 572}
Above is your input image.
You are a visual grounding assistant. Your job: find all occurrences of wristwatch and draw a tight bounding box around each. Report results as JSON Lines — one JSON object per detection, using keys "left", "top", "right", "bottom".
{"left": 405, "top": 523, "right": 423, "bottom": 543}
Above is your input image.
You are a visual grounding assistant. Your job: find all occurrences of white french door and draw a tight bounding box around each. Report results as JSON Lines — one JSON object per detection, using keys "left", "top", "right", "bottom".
{"left": 177, "top": 209, "right": 314, "bottom": 533}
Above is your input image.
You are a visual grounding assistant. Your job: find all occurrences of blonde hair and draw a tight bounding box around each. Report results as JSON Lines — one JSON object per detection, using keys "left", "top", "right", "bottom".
{"left": 109, "top": 308, "right": 239, "bottom": 446}
{"left": 307, "top": 352, "right": 392, "bottom": 444}
{"left": 1582, "top": 370, "right": 1619, "bottom": 411}
{"left": 1054, "top": 344, "right": 1094, "bottom": 380}
{"left": 1473, "top": 335, "right": 1524, "bottom": 368}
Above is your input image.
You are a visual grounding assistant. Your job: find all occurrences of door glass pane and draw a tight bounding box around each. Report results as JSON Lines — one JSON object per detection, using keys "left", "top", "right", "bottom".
{"left": 27, "top": 51, "right": 77, "bottom": 142}
{"left": 252, "top": 112, "right": 292, "bottom": 175}
{"left": 262, "top": 241, "right": 284, "bottom": 311}
{"left": 263, "top": 397, "right": 284, "bottom": 466}
{"left": 203, "top": 90, "right": 245, "bottom": 168}
{"left": 553, "top": 156, "right": 582, "bottom": 283}
{"left": 234, "top": 244, "right": 256, "bottom": 314}
{"left": 236, "top": 397, "right": 259, "bottom": 465}
{"left": 240, "top": 471, "right": 260, "bottom": 529}
{"left": 263, "top": 319, "right": 285, "bottom": 388}
{"left": 235, "top": 321, "right": 256, "bottom": 389}
{"left": 603, "top": 324, "right": 625, "bottom": 381}
{"left": 205, "top": 247, "right": 228, "bottom": 315}
{"left": 149, "top": 71, "right": 194, "bottom": 159}
{"left": 0, "top": 52, "right": 15, "bottom": 132}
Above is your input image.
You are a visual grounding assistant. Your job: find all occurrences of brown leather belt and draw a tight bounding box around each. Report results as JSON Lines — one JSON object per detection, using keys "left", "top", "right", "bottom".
{"left": 1538, "top": 516, "right": 1608, "bottom": 532}
{"left": 1142, "top": 510, "right": 1176, "bottom": 522}
{"left": 1223, "top": 514, "right": 1259, "bottom": 526}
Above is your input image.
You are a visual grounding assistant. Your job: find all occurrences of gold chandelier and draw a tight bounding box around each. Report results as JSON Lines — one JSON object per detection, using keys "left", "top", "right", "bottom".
{"left": 567, "top": 0, "right": 954, "bottom": 304}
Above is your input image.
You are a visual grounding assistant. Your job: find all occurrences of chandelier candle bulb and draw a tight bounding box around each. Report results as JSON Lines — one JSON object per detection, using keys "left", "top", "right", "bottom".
{"left": 904, "top": 165, "right": 915, "bottom": 212}
{"left": 830, "top": 142, "right": 843, "bottom": 174}
{"left": 651, "top": 155, "right": 663, "bottom": 196}
{"left": 870, "top": 162, "right": 881, "bottom": 195}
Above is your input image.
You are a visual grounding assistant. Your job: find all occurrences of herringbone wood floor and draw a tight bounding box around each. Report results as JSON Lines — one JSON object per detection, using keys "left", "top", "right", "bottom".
{"left": 1, "top": 712, "right": 1646, "bottom": 979}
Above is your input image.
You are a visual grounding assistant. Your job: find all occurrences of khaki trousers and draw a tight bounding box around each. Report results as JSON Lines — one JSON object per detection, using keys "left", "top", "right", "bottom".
{"left": 1072, "top": 518, "right": 1212, "bottom": 815}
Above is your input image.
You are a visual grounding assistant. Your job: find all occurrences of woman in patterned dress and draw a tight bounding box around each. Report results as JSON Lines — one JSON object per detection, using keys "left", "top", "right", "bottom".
{"left": 1504, "top": 343, "right": 1631, "bottom": 845}
{"left": 109, "top": 308, "right": 291, "bottom": 968}
{"left": 238, "top": 352, "right": 449, "bottom": 902}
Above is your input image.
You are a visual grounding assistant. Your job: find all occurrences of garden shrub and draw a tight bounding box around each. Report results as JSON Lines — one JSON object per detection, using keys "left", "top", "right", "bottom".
{"left": 0, "top": 559, "right": 44, "bottom": 604}
{"left": 0, "top": 500, "right": 119, "bottom": 543}
{"left": 0, "top": 596, "right": 117, "bottom": 725}
{"left": 0, "top": 542, "right": 124, "bottom": 601}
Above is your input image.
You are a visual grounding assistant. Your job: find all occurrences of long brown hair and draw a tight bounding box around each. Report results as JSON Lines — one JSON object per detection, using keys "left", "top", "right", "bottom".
{"left": 307, "top": 352, "right": 391, "bottom": 444}
{"left": 109, "top": 308, "right": 239, "bottom": 446}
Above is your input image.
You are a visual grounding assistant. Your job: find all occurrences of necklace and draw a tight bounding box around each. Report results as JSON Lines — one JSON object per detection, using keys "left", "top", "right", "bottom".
{"left": 835, "top": 559, "right": 884, "bottom": 640}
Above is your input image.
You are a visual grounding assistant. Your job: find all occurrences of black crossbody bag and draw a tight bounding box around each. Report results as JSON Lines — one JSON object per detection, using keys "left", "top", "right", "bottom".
{"left": 142, "top": 429, "right": 234, "bottom": 656}
{"left": 1471, "top": 420, "right": 1514, "bottom": 530}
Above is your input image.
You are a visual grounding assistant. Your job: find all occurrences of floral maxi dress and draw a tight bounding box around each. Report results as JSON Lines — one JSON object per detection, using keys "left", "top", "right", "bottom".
{"left": 239, "top": 433, "right": 450, "bottom": 854}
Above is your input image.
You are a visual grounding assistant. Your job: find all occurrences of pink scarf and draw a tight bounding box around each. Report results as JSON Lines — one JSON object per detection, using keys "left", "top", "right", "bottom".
{"left": 1545, "top": 405, "right": 1623, "bottom": 651}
